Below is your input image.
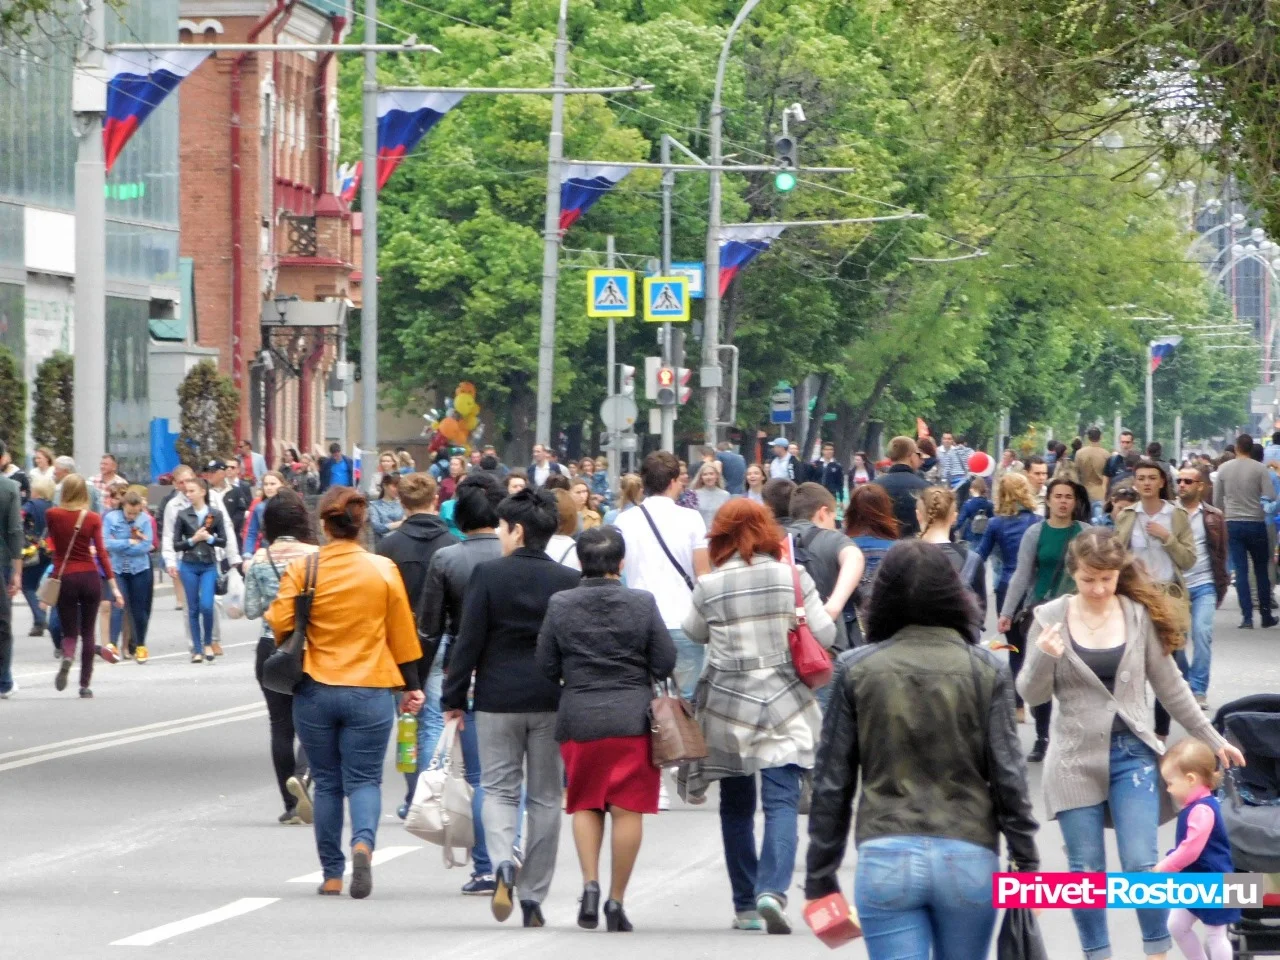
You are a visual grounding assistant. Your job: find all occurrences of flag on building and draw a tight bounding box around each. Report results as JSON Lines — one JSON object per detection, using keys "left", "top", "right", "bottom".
{"left": 104, "top": 49, "right": 211, "bottom": 172}
{"left": 1149, "top": 335, "right": 1183, "bottom": 372}
{"left": 717, "top": 224, "right": 787, "bottom": 295}
{"left": 375, "top": 91, "right": 465, "bottom": 189}
{"left": 338, "top": 161, "right": 362, "bottom": 203}
{"left": 558, "top": 164, "right": 631, "bottom": 232}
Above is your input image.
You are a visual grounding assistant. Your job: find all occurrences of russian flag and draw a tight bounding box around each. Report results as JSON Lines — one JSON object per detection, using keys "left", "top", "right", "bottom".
{"left": 559, "top": 164, "right": 631, "bottom": 232}
{"left": 338, "top": 161, "right": 362, "bottom": 204}
{"left": 375, "top": 91, "right": 464, "bottom": 190}
{"left": 718, "top": 224, "right": 786, "bottom": 295}
{"left": 1149, "top": 335, "right": 1183, "bottom": 372}
{"left": 104, "top": 49, "right": 210, "bottom": 172}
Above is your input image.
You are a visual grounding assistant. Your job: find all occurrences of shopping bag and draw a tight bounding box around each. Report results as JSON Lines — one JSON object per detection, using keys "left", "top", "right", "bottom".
{"left": 223, "top": 567, "right": 246, "bottom": 619}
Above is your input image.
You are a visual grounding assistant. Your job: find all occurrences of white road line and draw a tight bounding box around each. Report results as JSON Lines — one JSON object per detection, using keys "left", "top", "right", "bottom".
{"left": 110, "top": 898, "right": 279, "bottom": 947}
{"left": 0, "top": 709, "right": 266, "bottom": 773}
{"left": 0, "top": 702, "right": 263, "bottom": 761}
{"left": 286, "top": 845, "right": 422, "bottom": 884}
{"left": 12, "top": 640, "right": 257, "bottom": 681}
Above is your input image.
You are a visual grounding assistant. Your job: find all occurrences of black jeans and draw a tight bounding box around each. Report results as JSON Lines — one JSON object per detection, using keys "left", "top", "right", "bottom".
{"left": 116, "top": 569, "right": 153, "bottom": 652}
{"left": 0, "top": 568, "right": 12, "bottom": 694}
{"left": 996, "top": 582, "right": 1052, "bottom": 742}
{"left": 254, "top": 636, "right": 309, "bottom": 809}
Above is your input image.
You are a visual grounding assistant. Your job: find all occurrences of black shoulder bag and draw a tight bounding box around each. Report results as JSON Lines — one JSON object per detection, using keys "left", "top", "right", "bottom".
{"left": 638, "top": 503, "right": 694, "bottom": 591}
{"left": 261, "top": 552, "right": 320, "bottom": 695}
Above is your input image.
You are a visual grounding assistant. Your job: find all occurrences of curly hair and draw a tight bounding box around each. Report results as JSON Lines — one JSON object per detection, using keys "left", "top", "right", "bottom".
{"left": 995, "top": 472, "right": 1036, "bottom": 516}
{"left": 1068, "top": 529, "right": 1187, "bottom": 654}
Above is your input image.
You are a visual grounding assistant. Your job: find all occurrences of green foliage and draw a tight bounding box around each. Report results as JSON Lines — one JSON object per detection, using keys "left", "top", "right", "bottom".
{"left": 0, "top": 346, "right": 25, "bottom": 460}
{"left": 32, "top": 352, "right": 73, "bottom": 456}
{"left": 175, "top": 360, "right": 239, "bottom": 467}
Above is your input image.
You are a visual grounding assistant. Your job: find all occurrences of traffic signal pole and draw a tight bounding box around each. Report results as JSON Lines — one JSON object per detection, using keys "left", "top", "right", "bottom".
{"left": 660, "top": 136, "right": 675, "bottom": 454}
{"left": 605, "top": 234, "right": 620, "bottom": 491}
{"left": 361, "top": 0, "right": 380, "bottom": 491}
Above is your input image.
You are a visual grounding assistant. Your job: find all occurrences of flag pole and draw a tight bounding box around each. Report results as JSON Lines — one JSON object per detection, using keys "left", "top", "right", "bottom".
{"left": 1146, "top": 340, "right": 1155, "bottom": 449}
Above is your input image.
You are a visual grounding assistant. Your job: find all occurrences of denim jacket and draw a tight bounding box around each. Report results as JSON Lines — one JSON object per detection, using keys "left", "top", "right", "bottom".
{"left": 103, "top": 508, "right": 155, "bottom": 575}
{"left": 974, "top": 509, "right": 1039, "bottom": 591}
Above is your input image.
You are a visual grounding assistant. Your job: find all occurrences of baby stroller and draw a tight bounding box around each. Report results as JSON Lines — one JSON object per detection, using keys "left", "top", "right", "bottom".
{"left": 1213, "top": 694, "right": 1280, "bottom": 959}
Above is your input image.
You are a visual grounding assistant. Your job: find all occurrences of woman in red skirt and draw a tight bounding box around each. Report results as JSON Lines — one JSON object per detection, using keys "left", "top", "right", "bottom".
{"left": 536, "top": 526, "right": 676, "bottom": 933}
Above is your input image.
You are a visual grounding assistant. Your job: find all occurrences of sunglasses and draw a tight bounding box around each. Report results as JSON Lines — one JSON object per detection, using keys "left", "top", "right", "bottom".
{"left": 1176, "top": 478, "right": 1199, "bottom": 485}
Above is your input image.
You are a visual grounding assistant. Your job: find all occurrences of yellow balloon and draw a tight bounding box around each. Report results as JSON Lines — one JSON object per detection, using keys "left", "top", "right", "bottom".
{"left": 454, "top": 393, "right": 477, "bottom": 417}
{"left": 463, "top": 413, "right": 479, "bottom": 431}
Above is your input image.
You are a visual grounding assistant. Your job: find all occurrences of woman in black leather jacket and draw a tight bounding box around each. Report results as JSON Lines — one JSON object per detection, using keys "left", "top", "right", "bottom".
{"left": 805, "top": 540, "right": 1038, "bottom": 959}
{"left": 173, "top": 477, "right": 228, "bottom": 663}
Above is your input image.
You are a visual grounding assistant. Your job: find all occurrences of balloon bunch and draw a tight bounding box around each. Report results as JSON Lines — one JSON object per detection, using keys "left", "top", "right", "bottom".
{"left": 424, "top": 382, "right": 483, "bottom": 453}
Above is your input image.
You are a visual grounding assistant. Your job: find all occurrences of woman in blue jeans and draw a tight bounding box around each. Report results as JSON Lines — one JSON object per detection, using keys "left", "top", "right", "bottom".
{"left": 173, "top": 478, "right": 227, "bottom": 663}
{"left": 806, "top": 540, "right": 1039, "bottom": 959}
{"left": 1018, "top": 530, "right": 1243, "bottom": 960}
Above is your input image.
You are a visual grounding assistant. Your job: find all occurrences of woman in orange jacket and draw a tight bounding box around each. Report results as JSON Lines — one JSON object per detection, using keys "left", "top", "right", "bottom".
{"left": 266, "top": 486, "right": 424, "bottom": 900}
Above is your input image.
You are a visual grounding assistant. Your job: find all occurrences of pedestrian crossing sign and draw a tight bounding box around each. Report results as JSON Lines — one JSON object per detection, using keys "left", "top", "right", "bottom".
{"left": 586, "top": 269, "right": 635, "bottom": 317}
{"left": 643, "top": 275, "right": 690, "bottom": 323}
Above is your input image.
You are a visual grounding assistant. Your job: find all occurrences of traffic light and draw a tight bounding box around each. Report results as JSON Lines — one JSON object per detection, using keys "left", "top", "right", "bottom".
{"left": 644, "top": 356, "right": 661, "bottom": 400}
{"left": 677, "top": 367, "right": 692, "bottom": 405}
{"left": 656, "top": 366, "right": 677, "bottom": 406}
{"left": 618, "top": 363, "right": 636, "bottom": 398}
{"left": 774, "top": 134, "right": 798, "bottom": 192}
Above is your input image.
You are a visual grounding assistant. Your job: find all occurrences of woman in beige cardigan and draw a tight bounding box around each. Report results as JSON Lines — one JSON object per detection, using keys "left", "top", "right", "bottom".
{"left": 1018, "top": 530, "right": 1244, "bottom": 960}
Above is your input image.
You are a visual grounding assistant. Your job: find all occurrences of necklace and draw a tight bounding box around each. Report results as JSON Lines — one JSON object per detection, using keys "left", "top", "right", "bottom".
{"left": 1073, "top": 598, "right": 1113, "bottom": 632}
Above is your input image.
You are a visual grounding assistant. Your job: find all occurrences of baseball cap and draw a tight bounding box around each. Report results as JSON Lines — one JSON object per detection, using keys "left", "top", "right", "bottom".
{"left": 771, "top": 437, "right": 789, "bottom": 448}
{"left": 203, "top": 459, "right": 226, "bottom": 472}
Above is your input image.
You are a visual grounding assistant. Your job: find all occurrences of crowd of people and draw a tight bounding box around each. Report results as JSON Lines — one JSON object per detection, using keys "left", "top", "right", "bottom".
{"left": 0, "top": 426, "right": 1269, "bottom": 959}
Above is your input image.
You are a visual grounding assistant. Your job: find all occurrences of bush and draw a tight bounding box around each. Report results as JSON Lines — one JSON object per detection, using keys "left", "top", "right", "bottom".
{"left": 175, "top": 359, "right": 239, "bottom": 466}
{"left": 0, "top": 345, "right": 24, "bottom": 460}
{"left": 32, "top": 352, "right": 73, "bottom": 457}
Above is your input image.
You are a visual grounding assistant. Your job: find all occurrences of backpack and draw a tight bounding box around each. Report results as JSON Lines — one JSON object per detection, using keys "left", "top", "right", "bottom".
{"left": 969, "top": 509, "right": 989, "bottom": 536}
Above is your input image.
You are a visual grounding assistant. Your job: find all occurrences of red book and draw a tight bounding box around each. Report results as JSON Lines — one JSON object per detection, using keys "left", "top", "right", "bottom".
{"left": 804, "top": 893, "right": 862, "bottom": 948}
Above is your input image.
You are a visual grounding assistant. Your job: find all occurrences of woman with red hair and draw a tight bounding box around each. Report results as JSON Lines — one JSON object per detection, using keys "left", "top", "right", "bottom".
{"left": 678, "top": 498, "right": 837, "bottom": 934}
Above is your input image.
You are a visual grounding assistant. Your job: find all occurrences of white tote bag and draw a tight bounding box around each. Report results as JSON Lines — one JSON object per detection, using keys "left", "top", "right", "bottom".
{"left": 403, "top": 717, "right": 474, "bottom": 867}
{"left": 223, "top": 567, "right": 246, "bottom": 619}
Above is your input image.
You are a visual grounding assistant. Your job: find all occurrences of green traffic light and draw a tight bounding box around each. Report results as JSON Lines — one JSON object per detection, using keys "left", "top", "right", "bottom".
{"left": 774, "top": 169, "right": 797, "bottom": 192}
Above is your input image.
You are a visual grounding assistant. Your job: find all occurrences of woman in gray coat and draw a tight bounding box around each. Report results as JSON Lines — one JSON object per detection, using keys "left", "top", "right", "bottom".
{"left": 1019, "top": 530, "right": 1243, "bottom": 960}
{"left": 537, "top": 526, "right": 676, "bottom": 933}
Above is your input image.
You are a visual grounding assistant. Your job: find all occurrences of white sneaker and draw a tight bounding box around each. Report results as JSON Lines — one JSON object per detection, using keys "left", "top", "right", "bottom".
{"left": 658, "top": 779, "right": 671, "bottom": 811}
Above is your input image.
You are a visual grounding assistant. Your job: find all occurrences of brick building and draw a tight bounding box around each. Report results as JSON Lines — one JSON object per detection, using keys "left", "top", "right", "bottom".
{"left": 178, "top": 0, "right": 357, "bottom": 466}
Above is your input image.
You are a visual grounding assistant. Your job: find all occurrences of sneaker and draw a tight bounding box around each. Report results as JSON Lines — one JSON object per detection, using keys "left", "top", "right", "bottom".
{"left": 135, "top": 646, "right": 149, "bottom": 664}
{"left": 204, "top": 647, "right": 216, "bottom": 663}
{"left": 1026, "top": 739, "right": 1048, "bottom": 763}
{"left": 191, "top": 652, "right": 204, "bottom": 664}
{"left": 53, "top": 648, "right": 62, "bottom": 660}
{"left": 397, "top": 802, "right": 409, "bottom": 820}
{"left": 732, "top": 911, "right": 764, "bottom": 931}
{"left": 55, "top": 657, "right": 72, "bottom": 691}
{"left": 286, "top": 774, "right": 313, "bottom": 824}
{"left": 211, "top": 641, "right": 224, "bottom": 656}
{"left": 462, "top": 874, "right": 497, "bottom": 896}
{"left": 79, "top": 687, "right": 93, "bottom": 699}
{"left": 0, "top": 681, "right": 16, "bottom": 699}
{"left": 28, "top": 623, "right": 44, "bottom": 637}
{"left": 1240, "top": 619, "right": 1255, "bottom": 629}
{"left": 1195, "top": 693, "right": 1209, "bottom": 710}
{"left": 278, "top": 809, "right": 303, "bottom": 825}
{"left": 756, "top": 894, "right": 791, "bottom": 935}
{"left": 1263, "top": 613, "right": 1278, "bottom": 629}
{"left": 98, "top": 644, "right": 120, "bottom": 664}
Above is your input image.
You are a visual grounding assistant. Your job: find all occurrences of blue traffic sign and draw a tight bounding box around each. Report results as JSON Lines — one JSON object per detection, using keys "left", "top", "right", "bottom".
{"left": 770, "top": 386, "right": 794, "bottom": 424}
{"left": 670, "top": 261, "right": 705, "bottom": 299}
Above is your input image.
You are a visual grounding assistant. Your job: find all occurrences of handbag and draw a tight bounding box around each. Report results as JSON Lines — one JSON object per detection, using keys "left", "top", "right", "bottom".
{"left": 787, "top": 539, "right": 833, "bottom": 689}
{"left": 260, "top": 552, "right": 319, "bottom": 695}
{"left": 37, "top": 509, "right": 86, "bottom": 606}
{"left": 649, "top": 678, "right": 707, "bottom": 768}
{"left": 638, "top": 503, "right": 694, "bottom": 590}
{"left": 996, "top": 905, "right": 1049, "bottom": 960}
{"left": 404, "top": 717, "right": 474, "bottom": 867}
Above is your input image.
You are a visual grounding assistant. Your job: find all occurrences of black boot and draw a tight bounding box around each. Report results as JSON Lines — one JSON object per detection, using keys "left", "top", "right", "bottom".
{"left": 578, "top": 881, "right": 601, "bottom": 929}
{"left": 1027, "top": 739, "right": 1048, "bottom": 763}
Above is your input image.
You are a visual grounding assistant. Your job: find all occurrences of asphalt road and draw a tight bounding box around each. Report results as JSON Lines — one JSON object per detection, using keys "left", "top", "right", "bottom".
{"left": 2, "top": 586, "right": 1276, "bottom": 959}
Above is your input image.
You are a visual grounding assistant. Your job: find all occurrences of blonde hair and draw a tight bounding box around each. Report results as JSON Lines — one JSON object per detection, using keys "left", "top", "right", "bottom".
{"left": 1161, "top": 737, "right": 1222, "bottom": 790}
{"left": 692, "top": 461, "right": 724, "bottom": 491}
{"left": 917, "top": 485, "right": 956, "bottom": 531}
{"left": 1068, "top": 530, "right": 1187, "bottom": 654}
{"left": 996, "top": 472, "right": 1036, "bottom": 516}
{"left": 59, "top": 473, "right": 91, "bottom": 510}
{"left": 31, "top": 475, "right": 55, "bottom": 500}
{"left": 617, "top": 474, "right": 643, "bottom": 509}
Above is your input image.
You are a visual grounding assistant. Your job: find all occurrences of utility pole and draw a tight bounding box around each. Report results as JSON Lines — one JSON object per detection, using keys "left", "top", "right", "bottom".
{"left": 73, "top": 0, "right": 107, "bottom": 472}
{"left": 703, "top": 0, "right": 762, "bottom": 446}
{"left": 360, "top": 0, "right": 379, "bottom": 491}
{"left": 535, "top": 0, "right": 570, "bottom": 449}
{"left": 1145, "top": 341, "right": 1155, "bottom": 449}
{"left": 1174, "top": 411, "right": 1183, "bottom": 464}
{"left": 660, "top": 135, "right": 675, "bottom": 453}
{"left": 605, "top": 235, "right": 620, "bottom": 489}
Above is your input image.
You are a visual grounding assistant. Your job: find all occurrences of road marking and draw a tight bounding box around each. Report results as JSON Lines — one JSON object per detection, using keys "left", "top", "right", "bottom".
{"left": 286, "top": 845, "right": 421, "bottom": 884}
{"left": 12, "top": 640, "right": 257, "bottom": 681}
{"left": 110, "top": 898, "right": 279, "bottom": 947}
{"left": 0, "top": 706, "right": 266, "bottom": 773}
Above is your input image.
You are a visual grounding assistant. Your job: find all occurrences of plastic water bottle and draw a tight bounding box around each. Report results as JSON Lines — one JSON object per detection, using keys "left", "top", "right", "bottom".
{"left": 396, "top": 712, "right": 418, "bottom": 773}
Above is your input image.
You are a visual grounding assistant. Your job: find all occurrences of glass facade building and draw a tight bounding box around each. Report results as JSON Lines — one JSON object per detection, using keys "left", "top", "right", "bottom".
{"left": 0, "top": 0, "right": 181, "bottom": 478}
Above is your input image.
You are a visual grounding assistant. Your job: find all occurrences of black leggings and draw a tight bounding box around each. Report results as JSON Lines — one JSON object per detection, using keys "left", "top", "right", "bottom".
{"left": 997, "top": 583, "right": 1052, "bottom": 742}
{"left": 56, "top": 571, "right": 101, "bottom": 689}
{"left": 254, "top": 637, "right": 309, "bottom": 809}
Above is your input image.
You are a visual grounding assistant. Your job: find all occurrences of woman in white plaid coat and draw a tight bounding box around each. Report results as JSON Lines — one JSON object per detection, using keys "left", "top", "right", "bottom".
{"left": 678, "top": 498, "right": 837, "bottom": 934}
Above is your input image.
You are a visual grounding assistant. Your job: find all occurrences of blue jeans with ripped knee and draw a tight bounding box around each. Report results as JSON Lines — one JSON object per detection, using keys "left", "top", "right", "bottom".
{"left": 1056, "top": 730, "right": 1171, "bottom": 960}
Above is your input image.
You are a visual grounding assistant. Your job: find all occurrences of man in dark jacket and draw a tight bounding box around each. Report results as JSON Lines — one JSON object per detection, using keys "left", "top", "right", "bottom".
{"left": 809, "top": 442, "right": 846, "bottom": 503}
{"left": 377, "top": 472, "right": 458, "bottom": 810}
{"left": 442, "top": 488, "right": 580, "bottom": 927}
{"left": 419, "top": 473, "right": 506, "bottom": 895}
{"left": 317, "top": 442, "right": 355, "bottom": 492}
{"left": 873, "top": 436, "right": 929, "bottom": 538}
{"left": 0, "top": 452, "right": 24, "bottom": 698}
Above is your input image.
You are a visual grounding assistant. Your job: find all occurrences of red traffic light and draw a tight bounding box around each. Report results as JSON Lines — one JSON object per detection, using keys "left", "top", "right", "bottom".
{"left": 657, "top": 367, "right": 675, "bottom": 387}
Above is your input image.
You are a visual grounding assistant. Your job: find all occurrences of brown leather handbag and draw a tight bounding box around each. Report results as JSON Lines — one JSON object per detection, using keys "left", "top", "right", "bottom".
{"left": 649, "top": 679, "right": 707, "bottom": 769}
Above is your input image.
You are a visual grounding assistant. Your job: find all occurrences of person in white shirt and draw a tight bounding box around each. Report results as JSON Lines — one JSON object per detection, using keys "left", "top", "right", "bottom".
{"left": 545, "top": 489, "right": 583, "bottom": 571}
{"left": 614, "top": 451, "right": 710, "bottom": 698}
{"left": 768, "top": 438, "right": 797, "bottom": 481}
{"left": 527, "top": 444, "right": 562, "bottom": 488}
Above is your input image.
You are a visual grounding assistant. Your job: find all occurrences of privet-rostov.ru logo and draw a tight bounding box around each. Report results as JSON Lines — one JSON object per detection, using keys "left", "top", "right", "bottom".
{"left": 993, "top": 873, "right": 1267, "bottom": 909}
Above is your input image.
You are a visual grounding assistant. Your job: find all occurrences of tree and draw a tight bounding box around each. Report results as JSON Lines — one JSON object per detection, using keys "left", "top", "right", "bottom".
{"left": 0, "top": 346, "right": 24, "bottom": 460}
{"left": 32, "top": 352, "right": 73, "bottom": 457}
{"left": 175, "top": 360, "right": 239, "bottom": 467}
